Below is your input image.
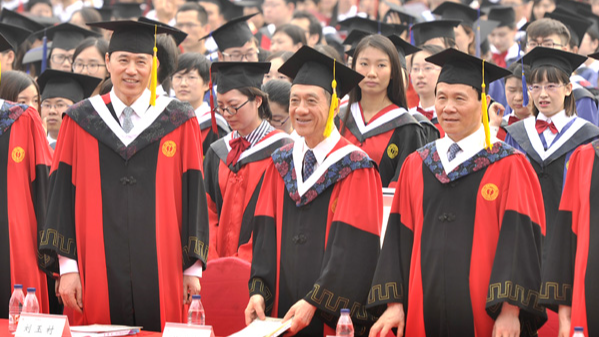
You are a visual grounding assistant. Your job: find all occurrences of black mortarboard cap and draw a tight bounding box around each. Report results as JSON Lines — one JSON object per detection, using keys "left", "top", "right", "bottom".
{"left": 487, "top": 6, "right": 516, "bottom": 27}
{"left": 556, "top": 0, "right": 591, "bottom": 14}
{"left": 585, "top": 13, "right": 599, "bottom": 36}
{"left": 387, "top": 34, "right": 420, "bottom": 69}
{"left": 110, "top": 3, "right": 143, "bottom": 20}
{"left": 588, "top": 51, "right": 599, "bottom": 60}
{"left": 88, "top": 20, "right": 181, "bottom": 55}
{"left": 200, "top": 13, "right": 256, "bottom": 51}
{"left": 411, "top": 20, "right": 460, "bottom": 46}
{"left": 37, "top": 69, "right": 102, "bottom": 102}
{"left": 426, "top": 48, "right": 511, "bottom": 89}
{"left": 278, "top": 45, "right": 364, "bottom": 98}
{"left": 338, "top": 16, "right": 397, "bottom": 35}
{"left": 432, "top": 2, "right": 478, "bottom": 28}
{"left": 138, "top": 16, "right": 188, "bottom": 46}
{"left": 545, "top": 8, "right": 591, "bottom": 48}
{"left": 342, "top": 29, "right": 370, "bottom": 57}
{"left": 211, "top": 61, "right": 269, "bottom": 93}
{"left": 0, "top": 32, "right": 13, "bottom": 53}
{"left": 475, "top": 18, "right": 500, "bottom": 56}
{"left": 520, "top": 46, "right": 587, "bottom": 75}
{"left": 32, "top": 23, "right": 100, "bottom": 51}
{"left": 22, "top": 41, "right": 51, "bottom": 64}
{"left": 97, "top": 7, "right": 113, "bottom": 21}
{"left": 0, "top": 9, "right": 44, "bottom": 32}
{"left": 382, "top": 2, "right": 418, "bottom": 25}
{"left": 0, "top": 23, "right": 33, "bottom": 51}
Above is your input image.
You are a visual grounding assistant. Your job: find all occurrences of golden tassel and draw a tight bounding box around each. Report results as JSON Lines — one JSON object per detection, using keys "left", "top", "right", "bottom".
{"left": 150, "top": 25, "right": 158, "bottom": 107}
{"left": 323, "top": 59, "right": 338, "bottom": 138}
{"left": 481, "top": 60, "right": 492, "bottom": 150}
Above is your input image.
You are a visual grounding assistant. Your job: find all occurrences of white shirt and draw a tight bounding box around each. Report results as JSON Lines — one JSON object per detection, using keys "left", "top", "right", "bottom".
{"left": 195, "top": 102, "right": 211, "bottom": 118}
{"left": 300, "top": 127, "right": 341, "bottom": 174}
{"left": 54, "top": 0, "right": 83, "bottom": 22}
{"left": 436, "top": 125, "right": 491, "bottom": 173}
{"left": 537, "top": 110, "right": 574, "bottom": 147}
{"left": 144, "top": 10, "right": 176, "bottom": 26}
{"left": 47, "top": 134, "right": 56, "bottom": 145}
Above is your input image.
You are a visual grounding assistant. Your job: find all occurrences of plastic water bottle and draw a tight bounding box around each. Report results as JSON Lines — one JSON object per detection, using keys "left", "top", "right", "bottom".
{"left": 573, "top": 326, "right": 585, "bottom": 337}
{"left": 336, "top": 308, "right": 354, "bottom": 337}
{"left": 22, "top": 288, "right": 39, "bottom": 314}
{"left": 187, "top": 295, "right": 205, "bottom": 325}
{"left": 8, "top": 284, "right": 24, "bottom": 332}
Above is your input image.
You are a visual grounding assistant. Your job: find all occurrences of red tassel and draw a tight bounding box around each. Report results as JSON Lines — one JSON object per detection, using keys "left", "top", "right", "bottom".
{"left": 209, "top": 67, "right": 217, "bottom": 134}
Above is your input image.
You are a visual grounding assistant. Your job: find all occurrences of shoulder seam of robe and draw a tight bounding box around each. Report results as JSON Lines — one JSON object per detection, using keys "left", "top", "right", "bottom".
{"left": 339, "top": 102, "right": 421, "bottom": 142}
{"left": 417, "top": 141, "right": 517, "bottom": 183}
{"left": 0, "top": 99, "right": 27, "bottom": 135}
{"left": 198, "top": 112, "right": 230, "bottom": 134}
{"left": 68, "top": 96, "right": 196, "bottom": 160}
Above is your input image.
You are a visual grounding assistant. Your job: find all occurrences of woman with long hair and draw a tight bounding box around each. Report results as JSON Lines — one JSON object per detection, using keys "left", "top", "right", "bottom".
{"left": 203, "top": 62, "right": 292, "bottom": 262}
{"left": 338, "top": 34, "right": 426, "bottom": 187}
{"left": 0, "top": 71, "right": 40, "bottom": 113}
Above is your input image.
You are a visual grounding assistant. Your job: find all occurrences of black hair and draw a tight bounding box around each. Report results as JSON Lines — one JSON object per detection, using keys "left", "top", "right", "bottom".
{"left": 70, "top": 8, "right": 103, "bottom": 34}
{"left": 262, "top": 79, "right": 291, "bottom": 112}
{"left": 177, "top": 2, "right": 209, "bottom": 26}
{"left": 72, "top": 37, "right": 109, "bottom": 78}
{"left": 237, "top": 86, "right": 272, "bottom": 121}
{"left": 531, "top": 65, "right": 576, "bottom": 117}
{"left": 156, "top": 35, "right": 180, "bottom": 93}
{"left": 0, "top": 71, "right": 40, "bottom": 112}
{"left": 292, "top": 10, "right": 323, "bottom": 43}
{"left": 174, "top": 52, "right": 211, "bottom": 87}
{"left": 273, "top": 24, "right": 307, "bottom": 47}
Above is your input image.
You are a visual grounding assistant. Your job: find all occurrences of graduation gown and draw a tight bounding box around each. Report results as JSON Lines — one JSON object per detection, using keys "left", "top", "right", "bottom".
{"left": 338, "top": 102, "right": 427, "bottom": 188}
{"left": 409, "top": 111, "right": 440, "bottom": 144}
{"left": 368, "top": 141, "right": 547, "bottom": 336}
{"left": 539, "top": 140, "right": 599, "bottom": 336}
{"left": 0, "top": 100, "right": 52, "bottom": 316}
{"left": 39, "top": 94, "right": 209, "bottom": 331}
{"left": 250, "top": 135, "right": 383, "bottom": 336}
{"left": 204, "top": 129, "right": 293, "bottom": 262}
{"left": 197, "top": 106, "right": 230, "bottom": 158}
{"left": 504, "top": 117, "right": 599, "bottom": 263}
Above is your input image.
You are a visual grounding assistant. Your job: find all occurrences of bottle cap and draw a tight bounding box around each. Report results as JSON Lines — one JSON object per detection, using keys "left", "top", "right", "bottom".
{"left": 192, "top": 295, "right": 201, "bottom": 300}
{"left": 575, "top": 327, "right": 584, "bottom": 332}
{"left": 14, "top": 284, "right": 23, "bottom": 289}
{"left": 340, "top": 308, "right": 350, "bottom": 314}
{"left": 27, "top": 287, "right": 36, "bottom": 292}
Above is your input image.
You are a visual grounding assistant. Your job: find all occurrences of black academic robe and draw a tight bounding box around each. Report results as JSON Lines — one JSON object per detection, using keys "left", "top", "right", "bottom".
{"left": 368, "top": 141, "right": 547, "bottom": 336}
{"left": 204, "top": 130, "right": 292, "bottom": 262}
{"left": 410, "top": 111, "right": 440, "bottom": 144}
{"left": 39, "top": 94, "right": 209, "bottom": 331}
{"left": 337, "top": 102, "right": 427, "bottom": 188}
{"left": 504, "top": 117, "right": 599, "bottom": 263}
{"left": 198, "top": 110, "right": 230, "bottom": 158}
{"left": 0, "top": 100, "right": 52, "bottom": 316}
{"left": 250, "top": 135, "right": 383, "bottom": 336}
{"left": 540, "top": 140, "right": 599, "bottom": 336}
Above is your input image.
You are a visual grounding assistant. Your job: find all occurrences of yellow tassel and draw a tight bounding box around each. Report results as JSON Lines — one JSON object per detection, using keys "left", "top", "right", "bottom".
{"left": 149, "top": 25, "right": 158, "bottom": 107}
{"left": 481, "top": 60, "right": 492, "bottom": 150}
{"left": 323, "top": 59, "right": 338, "bottom": 138}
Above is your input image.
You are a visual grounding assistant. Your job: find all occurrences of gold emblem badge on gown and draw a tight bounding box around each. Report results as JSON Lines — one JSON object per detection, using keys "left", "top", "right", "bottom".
{"left": 481, "top": 183, "right": 499, "bottom": 201}
{"left": 162, "top": 140, "right": 177, "bottom": 157}
{"left": 387, "top": 144, "right": 399, "bottom": 159}
{"left": 11, "top": 147, "right": 25, "bottom": 163}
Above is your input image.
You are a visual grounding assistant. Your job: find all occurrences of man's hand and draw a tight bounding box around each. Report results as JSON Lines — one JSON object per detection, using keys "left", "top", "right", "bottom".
{"left": 54, "top": 278, "right": 63, "bottom": 305}
{"left": 369, "top": 303, "right": 405, "bottom": 337}
{"left": 245, "top": 294, "right": 266, "bottom": 325}
{"left": 59, "top": 273, "right": 83, "bottom": 313}
{"left": 183, "top": 275, "right": 201, "bottom": 305}
{"left": 558, "top": 305, "right": 572, "bottom": 337}
{"left": 492, "top": 302, "right": 520, "bottom": 337}
{"left": 489, "top": 100, "right": 506, "bottom": 128}
{"left": 282, "top": 300, "right": 316, "bottom": 336}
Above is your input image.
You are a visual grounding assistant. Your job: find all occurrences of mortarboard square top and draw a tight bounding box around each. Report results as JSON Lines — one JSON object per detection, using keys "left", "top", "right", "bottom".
{"left": 88, "top": 20, "right": 181, "bottom": 55}
{"left": 343, "top": 29, "right": 371, "bottom": 57}
{"left": 411, "top": 20, "right": 460, "bottom": 46}
{"left": 426, "top": 48, "right": 511, "bottom": 90}
{"left": 0, "top": 9, "right": 44, "bottom": 32}
{"left": 432, "top": 2, "right": 479, "bottom": 28}
{"left": 138, "top": 16, "right": 188, "bottom": 46}
{"left": 520, "top": 46, "right": 587, "bottom": 76}
{"left": 278, "top": 45, "right": 364, "bottom": 98}
{"left": 200, "top": 13, "right": 257, "bottom": 52}
{"left": 32, "top": 23, "right": 100, "bottom": 51}
{"left": 383, "top": 2, "right": 418, "bottom": 25}
{"left": 544, "top": 8, "right": 592, "bottom": 47}
{"left": 0, "top": 23, "right": 32, "bottom": 52}
{"left": 37, "top": 69, "right": 102, "bottom": 103}
{"left": 487, "top": 6, "right": 516, "bottom": 27}
{"left": 211, "top": 62, "right": 270, "bottom": 93}
{"left": 386, "top": 34, "right": 420, "bottom": 69}
{"left": 0, "top": 33, "right": 13, "bottom": 53}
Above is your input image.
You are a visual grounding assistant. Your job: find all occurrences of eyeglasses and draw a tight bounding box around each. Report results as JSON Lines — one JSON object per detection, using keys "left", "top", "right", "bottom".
{"left": 214, "top": 99, "right": 251, "bottom": 116}
{"left": 175, "top": 22, "right": 201, "bottom": 30}
{"left": 72, "top": 61, "right": 105, "bottom": 74}
{"left": 526, "top": 41, "right": 563, "bottom": 49}
{"left": 172, "top": 74, "right": 202, "bottom": 85}
{"left": 221, "top": 49, "right": 259, "bottom": 61}
{"left": 51, "top": 53, "right": 73, "bottom": 65}
{"left": 41, "top": 102, "right": 71, "bottom": 111}
{"left": 528, "top": 83, "right": 565, "bottom": 93}
{"left": 270, "top": 115, "right": 289, "bottom": 126}
{"left": 410, "top": 65, "right": 439, "bottom": 74}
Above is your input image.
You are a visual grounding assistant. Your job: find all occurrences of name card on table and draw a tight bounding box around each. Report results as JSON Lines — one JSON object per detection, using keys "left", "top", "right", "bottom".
{"left": 15, "top": 313, "right": 71, "bottom": 337}
{"left": 162, "top": 323, "right": 215, "bottom": 337}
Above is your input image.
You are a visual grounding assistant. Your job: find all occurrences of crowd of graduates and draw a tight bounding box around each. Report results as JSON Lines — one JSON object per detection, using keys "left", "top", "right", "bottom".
{"left": 3, "top": 0, "right": 599, "bottom": 336}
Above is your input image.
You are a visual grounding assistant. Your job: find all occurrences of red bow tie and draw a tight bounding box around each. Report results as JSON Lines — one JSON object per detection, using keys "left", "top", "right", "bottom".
{"left": 492, "top": 51, "right": 508, "bottom": 68}
{"left": 535, "top": 120, "right": 558, "bottom": 134}
{"left": 417, "top": 107, "right": 434, "bottom": 121}
{"left": 507, "top": 116, "right": 520, "bottom": 125}
{"left": 226, "top": 136, "right": 251, "bottom": 166}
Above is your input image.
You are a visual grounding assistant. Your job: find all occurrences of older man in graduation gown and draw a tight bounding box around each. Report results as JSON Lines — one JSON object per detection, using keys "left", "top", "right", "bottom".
{"left": 244, "top": 46, "right": 384, "bottom": 336}
{"left": 0, "top": 31, "right": 53, "bottom": 316}
{"left": 39, "top": 20, "right": 209, "bottom": 331}
{"left": 368, "top": 49, "right": 547, "bottom": 337}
